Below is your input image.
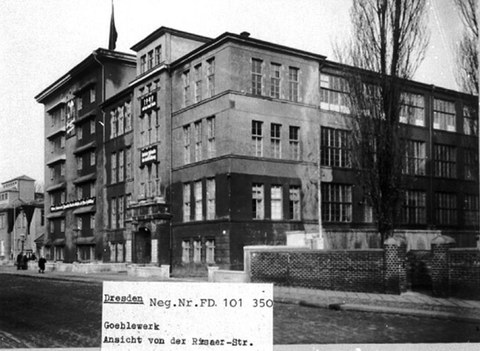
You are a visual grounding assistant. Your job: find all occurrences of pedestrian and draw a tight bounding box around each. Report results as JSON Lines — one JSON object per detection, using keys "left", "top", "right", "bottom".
{"left": 31, "top": 253, "right": 36, "bottom": 261}
{"left": 22, "top": 254, "right": 28, "bottom": 270}
{"left": 38, "top": 256, "right": 46, "bottom": 273}
{"left": 16, "top": 252, "right": 23, "bottom": 270}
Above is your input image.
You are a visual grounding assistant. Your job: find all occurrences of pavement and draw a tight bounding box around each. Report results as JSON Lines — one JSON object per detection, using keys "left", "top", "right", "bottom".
{"left": 1, "top": 264, "right": 480, "bottom": 324}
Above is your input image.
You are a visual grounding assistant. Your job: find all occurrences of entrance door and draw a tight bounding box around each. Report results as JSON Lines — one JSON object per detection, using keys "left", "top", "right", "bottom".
{"left": 134, "top": 228, "right": 151, "bottom": 264}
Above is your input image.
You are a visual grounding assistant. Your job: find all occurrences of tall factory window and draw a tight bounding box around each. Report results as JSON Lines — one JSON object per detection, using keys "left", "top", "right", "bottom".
{"left": 117, "top": 106, "right": 124, "bottom": 135}
{"left": 125, "top": 101, "right": 132, "bottom": 132}
{"left": 183, "top": 125, "right": 191, "bottom": 164}
{"left": 111, "top": 152, "right": 117, "bottom": 183}
{"left": 433, "top": 98, "right": 456, "bottom": 132}
{"left": 401, "top": 190, "right": 426, "bottom": 224}
{"left": 140, "top": 55, "right": 146, "bottom": 74}
{"left": 289, "top": 126, "right": 300, "bottom": 160}
{"left": 110, "top": 197, "right": 117, "bottom": 229}
{"left": 183, "top": 183, "right": 191, "bottom": 222}
{"left": 252, "top": 183, "right": 265, "bottom": 219}
{"left": 193, "top": 240, "right": 202, "bottom": 263}
{"left": 320, "top": 74, "right": 349, "bottom": 112}
{"left": 154, "top": 45, "right": 162, "bottom": 65}
{"left": 194, "top": 180, "right": 203, "bottom": 221}
{"left": 194, "top": 64, "right": 202, "bottom": 103}
{"left": 183, "top": 70, "right": 190, "bottom": 107}
{"left": 404, "top": 140, "right": 426, "bottom": 175}
{"left": 464, "top": 194, "right": 479, "bottom": 226}
{"left": 207, "top": 116, "right": 216, "bottom": 158}
{"left": 321, "top": 184, "right": 352, "bottom": 223}
{"left": 435, "top": 192, "right": 457, "bottom": 225}
{"left": 252, "top": 120, "right": 263, "bottom": 157}
{"left": 464, "top": 148, "right": 478, "bottom": 181}
{"left": 251, "top": 59, "right": 263, "bottom": 95}
{"left": 207, "top": 57, "right": 215, "bottom": 97}
{"left": 182, "top": 240, "right": 191, "bottom": 263}
{"left": 288, "top": 67, "right": 299, "bottom": 102}
{"left": 321, "top": 127, "right": 351, "bottom": 168}
{"left": 434, "top": 144, "right": 456, "bottom": 178}
{"left": 270, "top": 63, "right": 281, "bottom": 98}
{"left": 289, "top": 186, "right": 301, "bottom": 220}
{"left": 400, "top": 93, "right": 425, "bottom": 126}
{"left": 118, "top": 150, "right": 124, "bottom": 182}
{"left": 194, "top": 121, "right": 202, "bottom": 162}
{"left": 270, "top": 123, "right": 281, "bottom": 158}
{"left": 206, "top": 239, "right": 215, "bottom": 264}
{"left": 110, "top": 110, "right": 117, "bottom": 139}
{"left": 463, "top": 105, "right": 478, "bottom": 136}
{"left": 206, "top": 178, "right": 216, "bottom": 220}
{"left": 271, "top": 185, "right": 283, "bottom": 220}
{"left": 147, "top": 50, "right": 153, "bottom": 70}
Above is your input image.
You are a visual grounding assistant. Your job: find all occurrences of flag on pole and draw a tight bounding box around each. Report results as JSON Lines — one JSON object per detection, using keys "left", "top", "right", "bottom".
{"left": 108, "top": 0, "right": 117, "bottom": 50}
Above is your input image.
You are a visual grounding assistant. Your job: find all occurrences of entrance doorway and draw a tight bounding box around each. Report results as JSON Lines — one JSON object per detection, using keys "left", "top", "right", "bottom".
{"left": 134, "top": 227, "right": 152, "bottom": 264}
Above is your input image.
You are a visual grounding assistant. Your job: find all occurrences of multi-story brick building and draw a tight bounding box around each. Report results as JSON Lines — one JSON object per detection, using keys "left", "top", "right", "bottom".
{"left": 38, "top": 27, "right": 479, "bottom": 276}
{"left": 35, "top": 49, "right": 136, "bottom": 263}
{"left": 0, "top": 175, "right": 44, "bottom": 261}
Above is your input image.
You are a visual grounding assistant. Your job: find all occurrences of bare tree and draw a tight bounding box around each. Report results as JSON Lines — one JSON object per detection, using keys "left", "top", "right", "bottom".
{"left": 336, "top": 0, "right": 429, "bottom": 242}
{"left": 453, "top": 0, "right": 478, "bottom": 95}
{"left": 35, "top": 181, "right": 44, "bottom": 193}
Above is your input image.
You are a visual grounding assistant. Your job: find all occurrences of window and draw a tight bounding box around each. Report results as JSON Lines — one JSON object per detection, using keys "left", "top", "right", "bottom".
{"left": 147, "top": 50, "right": 153, "bottom": 70}
{"left": 60, "top": 163, "right": 65, "bottom": 176}
{"left": 433, "top": 99, "right": 456, "bottom": 132}
{"left": 140, "top": 55, "right": 146, "bottom": 73}
{"left": 90, "top": 214, "right": 95, "bottom": 229}
{"left": 183, "top": 70, "right": 190, "bottom": 107}
{"left": 154, "top": 45, "right": 162, "bottom": 65}
{"left": 154, "top": 110, "right": 160, "bottom": 142}
{"left": 90, "top": 87, "right": 95, "bottom": 103}
{"left": 321, "top": 127, "right": 351, "bottom": 168}
{"left": 251, "top": 59, "right": 263, "bottom": 95}
{"left": 77, "top": 156, "right": 83, "bottom": 172}
{"left": 207, "top": 57, "right": 215, "bottom": 97}
{"left": 126, "top": 147, "right": 132, "bottom": 180}
{"left": 54, "top": 246, "right": 64, "bottom": 261}
{"left": 77, "top": 216, "right": 83, "bottom": 230}
{"left": 110, "top": 198, "right": 117, "bottom": 229}
{"left": 206, "top": 239, "right": 215, "bottom": 264}
{"left": 289, "top": 186, "right": 301, "bottom": 220}
{"left": 90, "top": 151, "right": 95, "bottom": 166}
{"left": 194, "top": 121, "right": 202, "bottom": 162}
{"left": 271, "top": 123, "right": 281, "bottom": 158}
{"left": 289, "top": 126, "right": 300, "bottom": 160}
{"left": 117, "top": 106, "right": 124, "bottom": 135}
{"left": 271, "top": 185, "right": 283, "bottom": 220}
{"left": 400, "top": 93, "right": 425, "bottom": 126}
{"left": 77, "top": 96, "right": 83, "bottom": 112}
{"left": 183, "top": 125, "right": 191, "bottom": 164}
{"left": 193, "top": 240, "right": 202, "bottom": 263}
{"left": 252, "top": 183, "right": 264, "bottom": 219}
{"left": 118, "top": 196, "right": 124, "bottom": 228}
{"left": 270, "top": 63, "right": 281, "bottom": 98}
{"left": 125, "top": 101, "right": 132, "bottom": 132}
{"left": 404, "top": 140, "right": 426, "bottom": 175}
{"left": 147, "top": 112, "right": 153, "bottom": 145}
{"left": 90, "top": 119, "right": 96, "bottom": 134}
{"left": 183, "top": 183, "right": 191, "bottom": 222}
{"left": 435, "top": 192, "right": 457, "bottom": 225}
{"left": 110, "top": 111, "right": 117, "bottom": 139}
{"left": 464, "top": 194, "right": 479, "bottom": 226}
{"left": 118, "top": 150, "right": 124, "bottom": 182}
{"left": 61, "top": 219, "right": 65, "bottom": 232}
{"left": 288, "top": 67, "right": 299, "bottom": 102}
{"left": 320, "top": 74, "right": 349, "bottom": 112}
{"left": 111, "top": 152, "right": 117, "bottom": 183}
{"left": 182, "top": 240, "right": 190, "bottom": 263}
{"left": 322, "top": 184, "right": 352, "bottom": 222}
{"left": 0, "top": 215, "right": 5, "bottom": 229}
{"left": 252, "top": 121, "right": 263, "bottom": 157}
{"left": 77, "top": 125, "right": 83, "bottom": 140}
{"left": 194, "top": 64, "right": 202, "bottom": 103}
{"left": 401, "top": 190, "right": 426, "bottom": 224}
{"left": 463, "top": 105, "right": 478, "bottom": 135}
{"left": 434, "top": 144, "right": 456, "bottom": 178}
{"left": 60, "top": 135, "right": 65, "bottom": 148}
{"left": 207, "top": 116, "right": 215, "bottom": 158}
{"left": 194, "top": 180, "right": 203, "bottom": 221}
{"left": 464, "top": 148, "right": 478, "bottom": 181}
{"left": 206, "top": 178, "right": 215, "bottom": 220}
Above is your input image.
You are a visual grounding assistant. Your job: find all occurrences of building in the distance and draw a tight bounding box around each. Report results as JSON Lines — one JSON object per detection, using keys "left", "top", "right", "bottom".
{"left": 37, "top": 27, "right": 479, "bottom": 276}
{"left": 35, "top": 49, "right": 136, "bottom": 263}
{"left": 0, "top": 175, "right": 45, "bottom": 261}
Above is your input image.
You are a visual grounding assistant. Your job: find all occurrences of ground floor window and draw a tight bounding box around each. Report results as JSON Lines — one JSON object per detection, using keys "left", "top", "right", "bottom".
{"left": 206, "top": 239, "right": 215, "bottom": 264}
{"left": 77, "top": 245, "right": 94, "bottom": 262}
{"left": 193, "top": 240, "right": 202, "bottom": 263}
{"left": 54, "top": 246, "right": 64, "bottom": 261}
{"left": 0, "top": 240, "right": 4, "bottom": 257}
{"left": 321, "top": 183, "right": 352, "bottom": 222}
{"left": 181, "top": 238, "right": 215, "bottom": 265}
{"left": 182, "top": 240, "right": 190, "bottom": 263}
{"left": 108, "top": 242, "right": 124, "bottom": 262}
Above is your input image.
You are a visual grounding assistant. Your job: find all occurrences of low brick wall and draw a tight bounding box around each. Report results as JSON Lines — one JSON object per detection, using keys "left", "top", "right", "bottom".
{"left": 449, "top": 248, "right": 480, "bottom": 299}
{"left": 247, "top": 247, "right": 385, "bottom": 293}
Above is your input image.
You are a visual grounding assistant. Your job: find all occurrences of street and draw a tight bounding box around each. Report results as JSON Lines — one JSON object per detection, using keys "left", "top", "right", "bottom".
{"left": 0, "top": 274, "right": 479, "bottom": 348}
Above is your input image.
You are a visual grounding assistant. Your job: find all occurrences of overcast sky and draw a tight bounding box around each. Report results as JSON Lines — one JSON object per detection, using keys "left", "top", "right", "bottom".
{"left": 0, "top": 0, "right": 463, "bottom": 187}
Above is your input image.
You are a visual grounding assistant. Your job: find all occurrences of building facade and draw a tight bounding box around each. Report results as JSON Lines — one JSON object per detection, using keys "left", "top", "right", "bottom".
{"left": 35, "top": 49, "right": 136, "bottom": 263}
{"left": 37, "top": 28, "right": 479, "bottom": 275}
{"left": 0, "top": 176, "right": 44, "bottom": 261}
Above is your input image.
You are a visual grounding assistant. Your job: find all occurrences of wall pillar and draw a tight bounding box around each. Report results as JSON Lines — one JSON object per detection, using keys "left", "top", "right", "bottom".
{"left": 125, "top": 239, "right": 132, "bottom": 263}
{"left": 384, "top": 237, "right": 407, "bottom": 294}
{"left": 431, "top": 235, "right": 455, "bottom": 298}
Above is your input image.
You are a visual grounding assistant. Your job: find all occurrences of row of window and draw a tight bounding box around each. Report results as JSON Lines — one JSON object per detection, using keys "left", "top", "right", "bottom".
{"left": 183, "top": 179, "right": 216, "bottom": 222}
{"left": 251, "top": 59, "right": 299, "bottom": 102}
{"left": 182, "top": 238, "right": 215, "bottom": 264}
{"left": 139, "top": 163, "right": 161, "bottom": 199}
{"left": 110, "top": 101, "right": 132, "bottom": 139}
{"left": 49, "top": 183, "right": 94, "bottom": 207}
{"left": 139, "top": 109, "right": 160, "bottom": 147}
{"left": 251, "top": 121, "right": 300, "bottom": 160}
{"left": 110, "top": 148, "right": 133, "bottom": 184}
{"left": 77, "top": 119, "right": 96, "bottom": 141}
{"left": 183, "top": 116, "right": 216, "bottom": 164}
{"left": 76, "top": 151, "right": 96, "bottom": 172}
{"left": 49, "top": 88, "right": 95, "bottom": 127}
{"left": 252, "top": 184, "right": 301, "bottom": 220}
{"left": 140, "top": 45, "right": 162, "bottom": 74}
{"left": 0, "top": 213, "right": 27, "bottom": 229}
{"left": 109, "top": 195, "right": 130, "bottom": 229}
{"left": 182, "top": 57, "right": 215, "bottom": 107}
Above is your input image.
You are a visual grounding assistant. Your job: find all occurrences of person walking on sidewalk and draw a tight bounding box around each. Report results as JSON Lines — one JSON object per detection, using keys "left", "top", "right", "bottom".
{"left": 16, "top": 252, "right": 23, "bottom": 270}
{"left": 38, "top": 257, "right": 46, "bottom": 273}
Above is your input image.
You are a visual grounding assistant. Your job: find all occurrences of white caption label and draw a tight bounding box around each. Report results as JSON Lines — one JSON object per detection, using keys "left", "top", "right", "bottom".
{"left": 101, "top": 282, "right": 273, "bottom": 350}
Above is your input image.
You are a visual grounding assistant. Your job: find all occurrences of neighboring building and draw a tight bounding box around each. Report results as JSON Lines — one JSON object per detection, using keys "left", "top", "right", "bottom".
{"left": 37, "top": 27, "right": 479, "bottom": 276}
{"left": 35, "top": 49, "right": 136, "bottom": 263}
{"left": 0, "top": 176, "right": 45, "bottom": 261}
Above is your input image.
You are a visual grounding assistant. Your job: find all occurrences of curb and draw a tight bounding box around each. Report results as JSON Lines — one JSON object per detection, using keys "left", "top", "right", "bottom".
{"left": 274, "top": 298, "right": 480, "bottom": 324}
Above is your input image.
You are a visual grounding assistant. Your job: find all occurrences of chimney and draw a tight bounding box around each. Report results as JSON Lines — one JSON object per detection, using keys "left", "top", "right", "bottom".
{"left": 240, "top": 31, "right": 250, "bottom": 38}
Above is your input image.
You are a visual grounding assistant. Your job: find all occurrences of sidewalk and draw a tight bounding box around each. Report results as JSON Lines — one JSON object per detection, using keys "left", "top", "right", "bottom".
{"left": 1, "top": 265, "right": 479, "bottom": 323}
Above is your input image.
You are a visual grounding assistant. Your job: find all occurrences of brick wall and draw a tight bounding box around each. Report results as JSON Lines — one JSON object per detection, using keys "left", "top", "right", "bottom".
{"left": 248, "top": 247, "right": 385, "bottom": 293}
{"left": 449, "top": 248, "right": 480, "bottom": 299}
